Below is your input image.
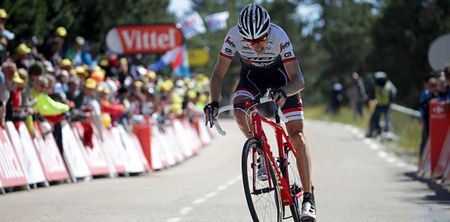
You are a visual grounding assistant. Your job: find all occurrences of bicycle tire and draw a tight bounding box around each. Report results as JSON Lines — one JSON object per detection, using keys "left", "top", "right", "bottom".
{"left": 242, "top": 138, "right": 282, "bottom": 222}
{"left": 285, "top": 147, "right": 302, "bottom": 222}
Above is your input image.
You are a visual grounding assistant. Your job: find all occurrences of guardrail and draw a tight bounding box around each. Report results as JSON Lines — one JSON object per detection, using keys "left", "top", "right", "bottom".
{"left": 391, "top": 103, "right": 421, "bottom": 118}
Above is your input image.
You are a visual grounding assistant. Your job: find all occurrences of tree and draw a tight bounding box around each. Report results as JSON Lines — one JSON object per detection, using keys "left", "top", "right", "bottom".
{"left": 370, "top": 0, "right": 450, "bottom": 105}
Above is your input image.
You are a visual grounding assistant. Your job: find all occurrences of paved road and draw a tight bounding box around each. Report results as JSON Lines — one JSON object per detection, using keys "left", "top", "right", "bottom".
{"left": 0, "top": 119, "right": 449, "bottom": 222}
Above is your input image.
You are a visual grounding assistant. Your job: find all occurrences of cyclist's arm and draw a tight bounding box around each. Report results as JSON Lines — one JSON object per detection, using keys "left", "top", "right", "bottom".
{"left": 281, "top": 60, "right": 305, "bottom": 96}
{"left": 210, "top": 55, "right": 232, "bottom": 102}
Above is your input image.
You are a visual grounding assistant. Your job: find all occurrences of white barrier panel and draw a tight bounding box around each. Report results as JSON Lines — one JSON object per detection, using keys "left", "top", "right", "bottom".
{"left": 112, "top": 126, "right": 145, "bottom": 173}
{"left": 71, "top": 123, "right": 111, "bottom": 176}
{"left": 420, "top": 139, "right": 431, "bottom": 178}
{"left": 130, "top": 133, "right": 151, "bottom": 171}
{"left": 0, "top": 127, "right": 27, "bottom": 188}
{"left": 101, "top": 128, "right": 127, "bottom": 174}
{"left": 150, "top": 125, "right": 168, "bottom": 169}
{"left": 435, "top": 129, "right": 450, "bottom": 180}
{"left": 5, "top": 122, "right": 46, "bottom": 185}
{"left": 152, "top": 125, "right": 176, "bottom": 166}
{"left": 181, "top": 119, "right": 202, "bottom": 154}
{"left": 32, "top": 124, "right": 69, "bottom": 182}
{"left": 165, "top": 126, "right": 185, "bottom": 162}
{"left": 444, "top": 156, "right": 450, "bottom": 182}
{"left": 61, "top": 124, "right": 91, "bottom": 181}
{"left": 149, "top": 129, "right": 164, "bottom": 170}
{"left": 172, "top": 120, "right": 194, "bottom": 158}
{"left": 198, "top": 118, "right": 212, "bottom": 145}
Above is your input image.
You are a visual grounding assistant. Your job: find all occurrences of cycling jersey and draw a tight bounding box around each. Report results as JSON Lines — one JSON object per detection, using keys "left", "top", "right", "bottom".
{"left": 220, "top": 24, "right": 296, "bottom": 69}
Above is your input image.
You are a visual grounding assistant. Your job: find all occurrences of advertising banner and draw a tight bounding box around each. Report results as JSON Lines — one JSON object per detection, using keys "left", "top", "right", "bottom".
{"left": 71, "top": 123, "right": 110, "bottom": 177}
{"left": 61, "top": 124, "right": 91, "bottom": 181}
{"left": 433, "top": 128, "right": 450, "bottom": 179}
{"left": 429, "top": 102, "right": 450, "bottom": 174}
{"left": 101, "top": 128, "right": 127, "bottom": 174}
{"left": 5, "top": 122, "right": 46, "bottom": 185}
{"left": 32, "top": 123, "right": 69, "bottom": 182}
{"left": 106, "top": 24, "right": 183, "bottom": 54}
{"left": 0, "top": 127, "right": 27, "bottom": 188}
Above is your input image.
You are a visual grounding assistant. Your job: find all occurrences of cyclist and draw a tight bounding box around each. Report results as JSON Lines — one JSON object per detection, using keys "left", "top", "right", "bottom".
{"left": 204, "top": 3, "right": 316, "bottom": 221}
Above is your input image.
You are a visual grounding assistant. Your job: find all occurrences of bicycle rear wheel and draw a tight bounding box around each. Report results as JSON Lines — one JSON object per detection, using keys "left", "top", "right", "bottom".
{"left": 242, "top": 138, "right": 282, "bottom": 222}
{"left": 285, "top": 147, "right": 302, "bottom": 222}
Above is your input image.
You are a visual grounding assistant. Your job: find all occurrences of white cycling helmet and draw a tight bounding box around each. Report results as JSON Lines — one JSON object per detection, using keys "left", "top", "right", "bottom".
{"left": 238, "top": 4, "right": 271, "bottom": 40}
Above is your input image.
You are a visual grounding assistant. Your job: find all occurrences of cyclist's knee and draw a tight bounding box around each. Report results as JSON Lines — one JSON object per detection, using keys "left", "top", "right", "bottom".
{"left": 233, "top": 95, "right": 252, "bottom": 134}
{"left": 288, "top": 130, "right": 307, "bottom": 148}
{"left": 233, "top": 96, "right": 251, "bottom": 121}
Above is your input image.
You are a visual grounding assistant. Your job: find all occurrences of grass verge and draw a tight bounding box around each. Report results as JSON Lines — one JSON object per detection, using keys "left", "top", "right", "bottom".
{"left": 305, "top": 105, "right": 421, "bottom": 164}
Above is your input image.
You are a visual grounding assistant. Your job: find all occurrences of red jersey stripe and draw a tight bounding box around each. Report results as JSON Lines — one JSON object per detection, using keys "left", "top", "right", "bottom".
{"left": 219, "top": 52, "right": 233, "bottom": 59}
{"left": 282, "top": 57, "right": 297, "bottom": 63}
{"left": 282, "top": 107, "right": 304, "bottom": 114}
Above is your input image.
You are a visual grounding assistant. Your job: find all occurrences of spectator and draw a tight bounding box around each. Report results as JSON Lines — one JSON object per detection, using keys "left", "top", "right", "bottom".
{"left": 32, "top": 75, "right": 69, "bottom": 122}
{"left": 0, "top": 60, "right": 17, "bottom": 126}
{"left": 326, "top": 75, "right": 343, "bottom": 115}
{"left": 40, "top": 26, "right": 67, "bottom": 65}
{"left": 345, "top": 72, "right": 367, "bottom": 119}
{"left": 444, "top": 64, "right": 450, "bottom": 104}
{"left": 80, "top": 78, "right": 102, "bottom": 146}
{"left": 53, "top": 69, "right": 69, "bottom": 102}
{"left": 366, "top": 71, "right": 397, "bottom": 138}
{"left": 0, "top": 9, "right": 14, "bottom": 64}
{"left": 436, "top": 73, "right": 447, "bottom": 100}
{"left": 5, "top": 68, "right": 29, "bottom": 128}
{"left": 66, "top": 36, "right": 94, "bottom": 67}
{"left": 15, "top": 43, "right": 33, "bottom": 70}
{"left": 418, "top": 75, "right": 439, "bottom": 157}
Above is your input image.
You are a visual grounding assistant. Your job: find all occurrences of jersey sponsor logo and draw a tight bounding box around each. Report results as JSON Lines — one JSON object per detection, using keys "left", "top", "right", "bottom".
{"left": 224, "top": 48, "right": 232, "bottom": 54}
{"left": 284, "top": 52, "right": 292, "bottom": 58}
{"left": 225, "top": 36, "right": 236, "bottom": 48}
{"left": 242, "top": 45, "right": 252, "bottom": 50}
{"left": 280, "top": 41, "right": 291, "bottom": 52}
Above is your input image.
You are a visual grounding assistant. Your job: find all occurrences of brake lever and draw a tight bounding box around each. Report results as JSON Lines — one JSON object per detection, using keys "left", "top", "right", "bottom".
{"left": 208, "top": 107, "right": 214, "bottom": 128}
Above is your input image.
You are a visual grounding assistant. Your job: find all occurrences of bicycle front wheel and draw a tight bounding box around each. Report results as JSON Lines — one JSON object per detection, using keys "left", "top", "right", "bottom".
{"left": 242, "top": 138, "right": 282, "bottom": 222}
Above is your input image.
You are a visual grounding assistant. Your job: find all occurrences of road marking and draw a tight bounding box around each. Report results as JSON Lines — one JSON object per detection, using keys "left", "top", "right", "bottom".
{"left": 344, "top": 123, "right": 418, "bottom": 172}
{"left": 218, "top": 185, "right": 227, "bottom": 191}
{"left": 386, "top": 156, "right": 396, "bottom": 164}
{"left": 180, "top": 207, "right": 193, "bottom": 215}
{"left": 226, "top": 180, "right": 235, "bottom": 185}
{"left": 169, "top": 176, "right": 242, "bottom": 221}
{"left": 370, "top": 144, "right": 379, "bottom": 150}
{"left": 378, "top": 151, "right": 388, "bottom": 158}
{"left": 205, "top": 192, "right": 217, "bottom": 198}
{"left": 192, "top": 198, "right": 207, "bottom": 205}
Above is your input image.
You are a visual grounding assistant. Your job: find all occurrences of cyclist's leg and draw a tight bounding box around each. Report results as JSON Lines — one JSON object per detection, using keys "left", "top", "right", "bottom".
{"left": 232, "top": 66, "right": 263, "bottom": 137}
{"left": 282, "top": 96, "right": 316, "bottom": 220}
{"left": 281, "top": 96, "right": 312, "bottom": 193}
{"left": 233, "top": 93, "right": 255, "bottom": 137}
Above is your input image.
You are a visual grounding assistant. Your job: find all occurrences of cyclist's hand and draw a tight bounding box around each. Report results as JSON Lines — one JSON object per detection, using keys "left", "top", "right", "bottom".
{"left": 203, "top": 101, "right": 219, "bottom": 128}
{"left": 271, "top": 88, "right": 288, "bottom": 107}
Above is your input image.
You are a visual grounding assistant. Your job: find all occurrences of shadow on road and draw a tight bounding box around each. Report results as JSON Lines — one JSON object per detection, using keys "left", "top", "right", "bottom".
{"left": 404, "top": 172, "right": 450, "bottom": 205}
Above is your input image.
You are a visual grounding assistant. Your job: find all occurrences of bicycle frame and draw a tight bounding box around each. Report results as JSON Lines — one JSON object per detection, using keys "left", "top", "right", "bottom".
{"left": 248, "top": 107, "right": 301, "bottom": 206}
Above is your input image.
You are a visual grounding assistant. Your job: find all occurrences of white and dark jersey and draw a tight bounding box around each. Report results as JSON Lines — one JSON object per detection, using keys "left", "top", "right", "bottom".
{"left": 219, "top": 24, "right": 296, "bottom": 68}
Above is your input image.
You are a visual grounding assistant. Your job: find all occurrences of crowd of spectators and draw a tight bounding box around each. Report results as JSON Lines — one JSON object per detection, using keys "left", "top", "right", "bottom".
{"left": 0, "top": 8, "right": 210, "bottom": 151}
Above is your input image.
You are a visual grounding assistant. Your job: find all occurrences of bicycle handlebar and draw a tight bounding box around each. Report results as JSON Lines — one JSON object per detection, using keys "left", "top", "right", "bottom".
{"left": 214, "top": 96, "right": 287, "bottom": 136}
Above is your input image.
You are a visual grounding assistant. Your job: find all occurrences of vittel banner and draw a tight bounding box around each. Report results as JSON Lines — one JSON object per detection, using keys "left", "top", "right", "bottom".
{"left": 106, "top": 24, "right": 183, "bottom": 54}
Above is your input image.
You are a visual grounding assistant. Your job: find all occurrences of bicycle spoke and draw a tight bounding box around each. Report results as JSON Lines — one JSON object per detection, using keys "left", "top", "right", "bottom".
{"left": 242, "top": 139, "right": 281, "bottom": 222}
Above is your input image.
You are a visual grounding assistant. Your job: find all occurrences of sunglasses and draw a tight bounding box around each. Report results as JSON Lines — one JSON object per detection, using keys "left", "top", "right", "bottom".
{"left": 245, "top": 36, "right": 267, "bottom": 45}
